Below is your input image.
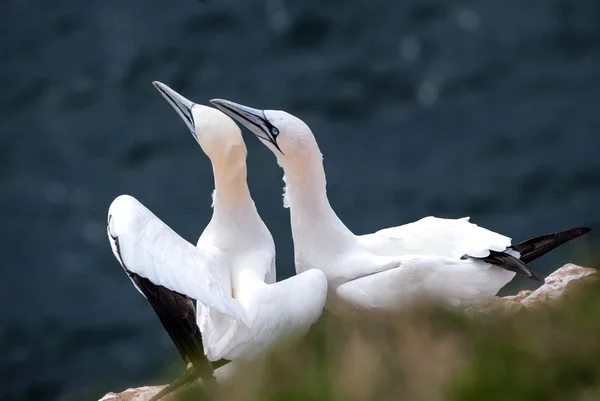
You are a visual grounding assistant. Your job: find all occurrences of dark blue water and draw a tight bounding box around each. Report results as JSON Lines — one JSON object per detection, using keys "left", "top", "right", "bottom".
{"left": 1, "top": 0, "right": 599, "bottom": 399}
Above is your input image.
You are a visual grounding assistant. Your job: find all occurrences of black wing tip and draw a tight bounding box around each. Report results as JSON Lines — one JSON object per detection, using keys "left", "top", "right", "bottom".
{"left": 514, "top": 266, "right": 542, "bottom": 281}
{"left": 518, "top": 264, "right": 543, "bottom": 282}
{"left": 513, "top": 226, "right": 592, "bottom": 264}
{"left": 479, "top": 251, "right": 544, "bottom": 282}
{"left": 528, "top": 269, "right": 543, "bottom": 282}
{"left": 557, "top": 227, "right": 592, "bottom": 242}
{"left": 573, "top": 227, "right": 592, "bottom": 235}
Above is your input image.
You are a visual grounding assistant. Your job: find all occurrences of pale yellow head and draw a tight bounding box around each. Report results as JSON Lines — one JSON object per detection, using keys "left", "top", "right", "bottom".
{"left": 209, "top": 99, "right": 322, "bottom": 170}
{"left": 152, "top": 81, "right": 246, "bottom": 165}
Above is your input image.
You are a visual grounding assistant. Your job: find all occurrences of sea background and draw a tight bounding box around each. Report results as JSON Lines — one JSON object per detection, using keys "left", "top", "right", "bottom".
{"left": 1, "top": 0, "right": 599, "bottom": 399}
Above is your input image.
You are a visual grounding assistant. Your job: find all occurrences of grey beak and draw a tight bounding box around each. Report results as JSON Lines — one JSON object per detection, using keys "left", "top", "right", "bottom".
{"left": 210, "top": 99, "right": 283, "bottom": 154}
{"left": 152, "top": 81, "right": 196, "bottom": 139}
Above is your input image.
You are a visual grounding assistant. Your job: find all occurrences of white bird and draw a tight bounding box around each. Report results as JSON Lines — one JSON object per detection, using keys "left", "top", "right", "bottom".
{"left": 106, "top": 84, "right": 327, "bottom": 389}
{"left": 210, "top": 99, "right": 590, "bottom": 318}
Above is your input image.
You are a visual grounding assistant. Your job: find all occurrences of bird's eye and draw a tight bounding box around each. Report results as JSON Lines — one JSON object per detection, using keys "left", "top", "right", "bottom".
{"left": 271, "top": 127, "right": 279, "bottom": 136}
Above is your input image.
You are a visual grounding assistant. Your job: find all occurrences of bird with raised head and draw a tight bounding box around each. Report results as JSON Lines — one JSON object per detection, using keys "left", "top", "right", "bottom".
{"left": 106, "top": 85, "right": 327, "bottom": 398}
{"left": 211, "top": 98, "right": 591, "bottom": 318}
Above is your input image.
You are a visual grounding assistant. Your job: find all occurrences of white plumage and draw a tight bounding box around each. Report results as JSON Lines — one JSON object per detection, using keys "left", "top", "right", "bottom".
{"left": 359, "top": 216, "right": 514, "bottom": 259}
{"left": 211, "top": 99, "right": 588, "bottom": 318}
{"left": 107, "top": 195, "right": 250, "bottom": 325}
{"left": 107, "top": 84, "right": 327, "bottom": 379}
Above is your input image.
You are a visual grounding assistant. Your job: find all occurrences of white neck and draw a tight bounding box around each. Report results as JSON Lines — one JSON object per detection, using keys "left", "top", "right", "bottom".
{"left": 199, "top": 153, "right": 271, "bottom": 264}
{"left": 281, "top": 153, "right": 356, "bottom": 257}
{"left": 211, "top": 157, "right": 255, "bottom": 218}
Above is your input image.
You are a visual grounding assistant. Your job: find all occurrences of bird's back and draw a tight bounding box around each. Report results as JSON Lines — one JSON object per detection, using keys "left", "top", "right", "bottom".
{"left": 359, "top": 216, "right": 513, "bottom": 260}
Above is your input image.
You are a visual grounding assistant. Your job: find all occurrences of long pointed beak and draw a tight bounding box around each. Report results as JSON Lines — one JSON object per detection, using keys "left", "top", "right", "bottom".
{"left": 152, "top": 81, "right": 196, "bottom": 139}
{"left": 209, "top": 99, "right": 283, "bottom": 154}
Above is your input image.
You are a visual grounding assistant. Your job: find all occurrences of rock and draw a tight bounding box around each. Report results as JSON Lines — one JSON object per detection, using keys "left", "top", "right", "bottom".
{"left": 504, "top": 289, "right": 533, "bottom": 302}
{"left": 467, "top": 263, "right": 597, "bottom": 315}
{"left": 466, "top": 296, "right": 525, "bottom": 315}
{"left": 99, "top": 386, "right": 166, "bottom": 401}
{"left": 520, "top": 263, "right": 597, "bottom": 308}
{"left": 100, "top": 263, "right": 597, "bottom": 401}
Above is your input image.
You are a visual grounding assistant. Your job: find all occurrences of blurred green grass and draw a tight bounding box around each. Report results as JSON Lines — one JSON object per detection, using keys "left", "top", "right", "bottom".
{"left": 163, "top": 273, "right": 600, "bottom": 401}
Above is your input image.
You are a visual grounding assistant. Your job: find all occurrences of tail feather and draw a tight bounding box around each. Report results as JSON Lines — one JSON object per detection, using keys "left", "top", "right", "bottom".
{"left": 513, "top": 227, "right": 591, "bottom": 264}
{"left": 482, "top": 251, "right": 542, "bottom": 282}
{"left": 470, "top": 227, "right": 590, "bottom": 282}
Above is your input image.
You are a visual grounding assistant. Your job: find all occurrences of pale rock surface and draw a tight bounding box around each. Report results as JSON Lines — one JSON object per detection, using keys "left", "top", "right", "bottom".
{"left": 467, "top": 263, "right": 597, "bottom": 315}
{"left": 100, "top": 263, "right": 596, "bottom": 401}
{"left": 99, "top": 386, "right": 167, "bottom": 401}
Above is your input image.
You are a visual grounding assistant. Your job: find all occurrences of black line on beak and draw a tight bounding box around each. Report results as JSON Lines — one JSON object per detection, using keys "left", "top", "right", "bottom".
{"left": 152, "top": 82, "right": 196, "bottom": 140}
{"left": 210, "top": 99, "right": 284, "bottom": 155}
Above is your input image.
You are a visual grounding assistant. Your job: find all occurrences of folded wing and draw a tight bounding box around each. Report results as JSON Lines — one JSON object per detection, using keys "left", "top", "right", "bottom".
{"left": 336, "top": 254, "right": 515, "bottom": 312}
{"left": 359, "top": 216, "right": 512, "bottom": 259}
{"left": 200, "top": 262, "right": 328, "bottom": 362}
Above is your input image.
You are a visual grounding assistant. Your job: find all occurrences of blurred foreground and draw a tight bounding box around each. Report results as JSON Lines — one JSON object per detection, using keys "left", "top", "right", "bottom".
{"left": 105, "top": 264, "right": 600, "bottom": 401}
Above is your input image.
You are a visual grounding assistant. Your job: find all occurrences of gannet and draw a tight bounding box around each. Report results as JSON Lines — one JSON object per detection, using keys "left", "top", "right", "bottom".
{"left": 210, "top": 98, "right": 591, "bottom": 317}
{"left": 106, "top": 86, "right": 327, "bottom": 391}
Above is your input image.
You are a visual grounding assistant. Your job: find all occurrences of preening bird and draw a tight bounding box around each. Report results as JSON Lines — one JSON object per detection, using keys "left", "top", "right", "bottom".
{"left": 211, "top": 98, "right": 591, "bottom": 318}
{"left": 106, "top": 85, "right": 327, "bottom": 395}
